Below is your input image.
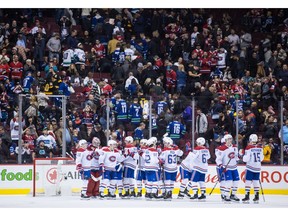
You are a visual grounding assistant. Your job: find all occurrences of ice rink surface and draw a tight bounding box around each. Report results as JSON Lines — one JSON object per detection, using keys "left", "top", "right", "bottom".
{"left": 1, "top": 194, "right": 287, "bottom": 216}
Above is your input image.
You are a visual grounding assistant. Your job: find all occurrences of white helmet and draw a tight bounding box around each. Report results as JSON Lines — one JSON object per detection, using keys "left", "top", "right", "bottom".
{"left": 163, "top": 137, "right": 173, "bottom": 146}
{"left": 92, "top": 137, "right": 101, "bottom": 147}
{"left": 78, "top": 139, "right": 88, "bottom": 148}
{"left": 220, "top": 137, "right": 226, "bottom": 145}
{"left": 196, "top": 137, "right": 206, "bottom": 146}
{"left": 140, "top": 139, "right": 148, "bottom": 146}
{"left": 224, "top": 134, "right": 233, "bottom": 142}
{"left": 147, "top": 139, "right": 155, "bottom": 147}
{"left": 249, "top": 134, "right": 258, "bottom": 143}
{"left": 149, "top": 137, "right": 158, "bottom": 145}
{"left": 124, "top": 136, "right": 134, "bottom": 144}
{"left": 107, "top": 140, "right": 117, "bottom": 147}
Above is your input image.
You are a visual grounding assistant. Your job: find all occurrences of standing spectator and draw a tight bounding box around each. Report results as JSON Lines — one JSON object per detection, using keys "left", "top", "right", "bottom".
{"left": 279, "top": 119, "right": 288, "bottom": 146}
{"left": 33, "top": 32, "right": 46, "bottom": 70}
{"left": 195, "top": 107, "right": 208, "bottom": 138}
{"left": 9, "top": 55, "right": 23, "bottom": 82}
{"left": 165, "top": 64, "right": 176, "bottom": 94}
{"left": 0, "top": 125, "right": 12, "bottom": 163}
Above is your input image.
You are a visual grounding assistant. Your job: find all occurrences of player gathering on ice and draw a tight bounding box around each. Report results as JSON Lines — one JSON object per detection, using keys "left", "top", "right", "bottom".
{"left": 76, "top": 133, "right": 263, "bottom": 203}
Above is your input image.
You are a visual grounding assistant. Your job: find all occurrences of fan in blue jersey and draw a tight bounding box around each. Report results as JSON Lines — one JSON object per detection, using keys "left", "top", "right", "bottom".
{"left": 22, "top": 71, "right": 34, "bottom": 93}
{"left": 128, "top": 97, "right": 143, "bottom": 130}
{"left": 133, "top": 122, "right": 146, "bottom": 146}
{"left": 166, "top": 115, "right": 186, "bottom": 146}
{"left": 114, "top": 93, "right": 129, "bottom": 129}
{"left": 153, "top": 96, "right": 169, "bottom": 116}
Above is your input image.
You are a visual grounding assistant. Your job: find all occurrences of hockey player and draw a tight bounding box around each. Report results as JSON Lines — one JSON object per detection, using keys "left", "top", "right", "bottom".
{"left": 189, "top": 137, "right": 211, "bottom": 201}
{"left": 122, "top": 136, "right": 139, "bottom": 198}
{"left": 142, "top": 138, "right": 161, "bottom": 199}
{"left": 98, "top": 139, "right": 125, "bottom": 199}
{"left": 215, "top": 134, "right": 238, "bottom": 202}
{"left": 86, "top": 137, "right": 102, "bottom": 198}
{"left": 177, "top": 146, "right": 194, "bottom": 199}
{"left": 136, "top": 139, "right": 148, "bottom": 197}
{"left": 75, "top": 139, "right": 92, "bottom": 199}
{"left": 159, "top": 137, "right": 183, "bottom": 200}
{"left": 241, "top": 134, "right": 264, "bottom": 203}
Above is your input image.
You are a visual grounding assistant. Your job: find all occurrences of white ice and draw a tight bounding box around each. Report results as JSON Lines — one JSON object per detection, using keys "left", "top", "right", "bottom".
{"left": 0, "top": 194, "right": 287, "bottom": 208}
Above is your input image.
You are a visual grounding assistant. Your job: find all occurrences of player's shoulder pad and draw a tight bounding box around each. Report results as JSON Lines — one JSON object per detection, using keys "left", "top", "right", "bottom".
{"left": 162, "top": 147, "right": 172, "bottom": 151}
{"left": 245, "top": 145, "right": 255, "bottom": 150}
{"left": 125, "top": 144, "right": 134, "bottom": 148}
{"left": 194, "top": 146, "right": 207, "bottom": 150}
{"left": 77, "top": 148, "right": 85, "bottom": 152}
{"left": 102, "top": 146, "right": 111, "bottom": 152}
{"left": 217, "top": 145, "right": 228, "bottom": 151}
{"left": 147, "top": 148, "right": 158, "bottom": 152}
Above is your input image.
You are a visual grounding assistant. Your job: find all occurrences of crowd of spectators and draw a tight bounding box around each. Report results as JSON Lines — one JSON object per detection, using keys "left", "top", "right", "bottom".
{"left": 0, "top": 8, "right": 288, "bottom": 165}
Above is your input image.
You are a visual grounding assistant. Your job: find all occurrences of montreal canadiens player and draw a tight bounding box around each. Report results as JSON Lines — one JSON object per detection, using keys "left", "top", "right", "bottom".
{"left": 189, "top": 137, "right": 210, "bottom": 201}
{"left": 75, "top": 139, "right": 93, "bottom": 199}
{"left": 98, "top": 139, "right": 125, "bottom": 199}
{"left": 241, "top": 134, "right": 264, "bottom": 203}
{"left": 215, "top": 134, "right": 238, "bottom": 202}
{"left": 159, "top": 136, "right": 183, "bottom": 200}
{"left": 136, "top": 139, "right": 148, "bottom": 197}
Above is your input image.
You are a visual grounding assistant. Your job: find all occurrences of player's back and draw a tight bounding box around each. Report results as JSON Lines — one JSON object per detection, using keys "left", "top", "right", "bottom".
{"left": 192, "top": 146, "right": 210, "bottom": 173}
{"left": 180, "top": 151, "right": 194, "bottom": 171}
{"left": 143, "top": 147, "right": 159, "bottom": 171}
{"left": 243, "top": 144, "right": 263, "bottom": 172}
{"left": 160, "top": 147, "right": 182, "bottom": 172}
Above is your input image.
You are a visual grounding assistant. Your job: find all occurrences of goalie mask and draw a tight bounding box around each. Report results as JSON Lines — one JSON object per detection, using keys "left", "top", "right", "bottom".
{"left": 196, "top": 137, "right": 206, "bottom": 146}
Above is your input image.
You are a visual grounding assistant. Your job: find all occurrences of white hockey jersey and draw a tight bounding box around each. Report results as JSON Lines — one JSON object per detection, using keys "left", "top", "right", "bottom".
{"left": 74, "top": 48, "right": 86, "bottom": 65}
{"left": 180, "top": 151, "right": 194, "bottom": 172}
{"left": 98, "top": 147, "right": 125, "bottom": 171}
{"left": 62, "top": 49, "right": 74, "bottom": 67}
{"left": 242, "top": 144, "right": 264, "bottom": 173}
{"left": 91, "top": 148, "right": 102, "bottom": 170}
{"left": 36, "top": 135, "right": 56, "bottom": 149}
{"left": 190, "top": 146, "right": 211, "bottom": 173}
{"left": 142, "top": 147, "right": 160, "bottom": 171}
{"left": 215, "top": 145, "right": 237, "bottom": 170}
{"left": 159, "top": 146, "right": 183, "bottom": 173}
{"left": 123, "top": 144, "right": 139, "bottom": 169}
{"left": 75, "top": 147, "right": 93, "bottom": 170}
{"left": 138, "top": 146, "right": 148, "bottom": 170}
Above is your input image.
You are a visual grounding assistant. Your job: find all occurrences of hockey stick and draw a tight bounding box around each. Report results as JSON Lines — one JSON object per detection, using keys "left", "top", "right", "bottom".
{"left": 209, "top": 157, "right": 232, "bottom": 195}
{"left": 259, "top": 179, "right": 265, "bottom": 202}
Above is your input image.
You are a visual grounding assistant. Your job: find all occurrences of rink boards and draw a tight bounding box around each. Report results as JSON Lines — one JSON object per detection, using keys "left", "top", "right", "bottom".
{"left": 0, "top": 164, "right": 287, "bottom": 195}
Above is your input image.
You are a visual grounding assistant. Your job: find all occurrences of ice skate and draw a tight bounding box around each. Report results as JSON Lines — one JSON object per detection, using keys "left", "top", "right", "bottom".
{"left": 177, "top": 191, "right": 185, "bottom": 199}
{"left": 190, "top": 193, "right": 198, "bottom": 200}
{"left": 230, "top": 194, "right": 240, "bottom": 202}
{"left": 253, "top": 192, "right": 259, "bottom": 204}
{"left": 198, "top": 194, "right": 206, "bottom": 201}
{"left": 242, "top": 193, "right": 250, "bottom": 204}
{"left": 184, "top": 188, "right": 191, "bottom": 198}
{"left": 80, "top": 194, "right": 91, "bottom": 200}
{"left": 163, "top": 191, "right": 172, "bottom": 201}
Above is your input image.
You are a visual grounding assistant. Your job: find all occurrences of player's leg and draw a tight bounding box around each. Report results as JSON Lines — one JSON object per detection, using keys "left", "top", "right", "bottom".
{"left": 252, "top": 172, "right": 260, "bottom": 203}
{"left": 122, "top": 167, "right": 130, "bottom": 197}
{"left": 222, "top": 170, "right": 232, "bottom": 202}
{"left": 80, "top": 170, "right": 91, "bottom": 199}
{"left": 230, "top": 169, "right": 240, "bottom": 201}
{"left": 242, "top": 170, "right": 252, "bottom": 203}
{"left": 198, "top": 173, "right": 207, "bottom": 200}
{"left": 189, "top": 170, "right": 200, "bottom": 200}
